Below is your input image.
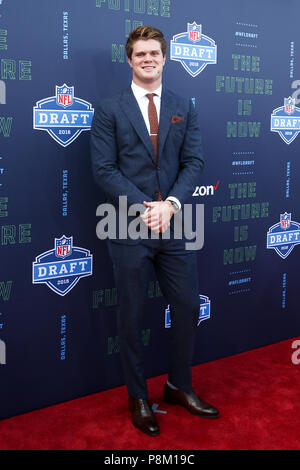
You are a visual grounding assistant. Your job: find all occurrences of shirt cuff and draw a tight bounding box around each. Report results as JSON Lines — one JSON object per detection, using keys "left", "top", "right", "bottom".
{"left": 166, "top": 196, "right": 181, "bottom": 212}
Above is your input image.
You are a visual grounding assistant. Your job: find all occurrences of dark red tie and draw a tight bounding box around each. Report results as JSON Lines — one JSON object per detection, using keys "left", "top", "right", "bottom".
{"left": 146, "top": 93, "right": 161, "bottom": 200}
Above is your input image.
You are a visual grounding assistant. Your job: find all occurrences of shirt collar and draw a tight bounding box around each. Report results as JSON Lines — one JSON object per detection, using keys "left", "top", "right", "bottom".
{"left": 131, "top": 81, "right": 162, "bottom": 100}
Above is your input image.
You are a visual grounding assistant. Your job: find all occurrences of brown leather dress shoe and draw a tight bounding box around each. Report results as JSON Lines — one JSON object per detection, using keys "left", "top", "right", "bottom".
{"left": 128, "top": 397, "right": 160, "bottom": 436}
{"left": 163, "top": 382, "right": 220, "bottom": 418}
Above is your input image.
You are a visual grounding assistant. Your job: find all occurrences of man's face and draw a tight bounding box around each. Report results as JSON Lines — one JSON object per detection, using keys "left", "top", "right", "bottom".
{"left": 128, "top": 39, "right": 166, "bottom": 89}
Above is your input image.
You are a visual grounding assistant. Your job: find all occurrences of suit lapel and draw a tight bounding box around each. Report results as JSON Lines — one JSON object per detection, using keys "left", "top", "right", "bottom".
{"left": 120, "top": 87, "right": 155, "bottom": 161}
{"left": 119, "top": 86, "right": 176, "bottom": 163}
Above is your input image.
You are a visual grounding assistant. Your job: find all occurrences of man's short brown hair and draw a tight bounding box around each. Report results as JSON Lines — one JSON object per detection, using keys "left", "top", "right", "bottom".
{"left": 126, "top": 25, "right": 167, "bottom": 59}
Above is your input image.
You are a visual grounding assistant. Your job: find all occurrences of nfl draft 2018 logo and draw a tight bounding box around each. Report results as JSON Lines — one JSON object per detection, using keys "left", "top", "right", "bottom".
{"left": 270, "top": 97, "right": 300, "bottom": 144}
{"left": 33, "top": 84, "right": 94, "bottom": 147}
{"left": 165, "top": 295, "right": 211, "bottom": 328}
{"left": 267, "top": 213, "right": 300, "bottom": 259}
{"left": 170, "top": 22, "right": 217, "bottom": 77}
{"left": 32, "top": 235, "right": 93, "bottom": 296}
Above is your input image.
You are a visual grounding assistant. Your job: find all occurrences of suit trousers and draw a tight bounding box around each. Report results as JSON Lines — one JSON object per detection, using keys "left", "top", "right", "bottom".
{"left": 107, "top": 236, "right": 200, "bottom": 399}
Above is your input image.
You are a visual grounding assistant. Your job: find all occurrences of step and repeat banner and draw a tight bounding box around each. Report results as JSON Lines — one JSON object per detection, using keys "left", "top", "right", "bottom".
{"left": 0, "top": 0, "right": 299, "bottom": 419}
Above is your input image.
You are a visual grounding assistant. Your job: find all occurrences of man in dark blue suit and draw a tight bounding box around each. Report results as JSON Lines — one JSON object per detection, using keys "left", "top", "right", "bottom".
{"left": 91, "top": 26, "right": 219, "bottom": 436}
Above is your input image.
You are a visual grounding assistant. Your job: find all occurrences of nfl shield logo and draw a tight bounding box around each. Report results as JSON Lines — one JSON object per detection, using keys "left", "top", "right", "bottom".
{"left": 271, "top": 97, "right": 300, "bottom": 145}
{"left": 56, "top": 84, "right": 74, "bottom": 108}
{"left": 170, "top": 22, "right": 217, "bottom": 78}
{"left": 165, "top": 294, "right": 211, "bottom": 328}
{"left": 198, "top": 295, "right": 211, "bottom": 325}
{"left": 188, "top": 22, "right": 201, "bottom": 42}
{"left": 33, "top": 84, "right": 94, "bottom": 147}
{"left": 280, "top": 213, "right": 291, "bottom": 230}
{"left": 55, "top": 236, "right": 72, "bottom": 258}
{"left": 267, "top": 213, "right": 300, "bottom": 259}
{"left": 284, "top": 97, "right": 295, "bottom": 115}
{"left": 33, "top": 235, "right": 93, "bottom": 296}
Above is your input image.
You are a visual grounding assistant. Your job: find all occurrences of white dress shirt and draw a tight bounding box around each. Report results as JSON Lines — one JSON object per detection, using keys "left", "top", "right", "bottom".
{"left": 131, "top": 81, "right": 161, "bottom": 134}
{"left": 131, "top": 81, "right": 181, "bottom": 211}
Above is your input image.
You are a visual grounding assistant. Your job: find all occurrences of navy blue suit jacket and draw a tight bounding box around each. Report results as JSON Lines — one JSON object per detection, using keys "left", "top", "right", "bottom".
{"left": 90, "top": 85, "right": 204, "bottom": 243}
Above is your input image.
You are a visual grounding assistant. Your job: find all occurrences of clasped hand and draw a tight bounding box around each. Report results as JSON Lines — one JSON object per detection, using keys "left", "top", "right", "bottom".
{"left": 140, "top": 201, "right": 175, "bottom": 234}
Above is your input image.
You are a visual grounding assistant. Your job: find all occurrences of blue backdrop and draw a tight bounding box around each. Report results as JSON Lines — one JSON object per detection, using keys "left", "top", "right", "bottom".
{"left": 0, "top": 0, "right": 299, "bottom": 420}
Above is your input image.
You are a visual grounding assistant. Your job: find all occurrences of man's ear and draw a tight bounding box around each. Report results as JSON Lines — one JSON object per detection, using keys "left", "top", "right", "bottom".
{"left": 128, "top": 57, "right": 133, "bottom": 68}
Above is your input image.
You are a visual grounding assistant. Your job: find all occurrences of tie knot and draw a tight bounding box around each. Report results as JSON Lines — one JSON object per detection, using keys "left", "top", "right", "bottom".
{"left": 146, "top": 93, "right": 156, "bottom": 101}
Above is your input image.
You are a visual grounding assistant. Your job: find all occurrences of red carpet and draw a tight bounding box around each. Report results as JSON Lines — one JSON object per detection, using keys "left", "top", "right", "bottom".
{"left": 0, "top": 337, "right": 299, "bottom": 450}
